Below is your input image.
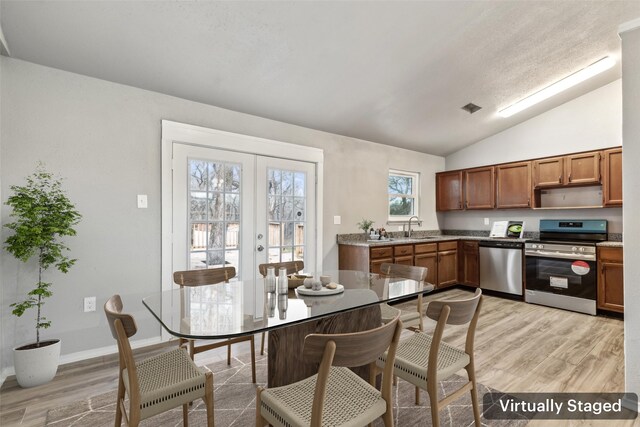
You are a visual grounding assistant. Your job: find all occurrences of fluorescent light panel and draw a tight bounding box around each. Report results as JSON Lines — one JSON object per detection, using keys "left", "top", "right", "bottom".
{"left": 498, "top": 56, "right": 615, "bottom": 118}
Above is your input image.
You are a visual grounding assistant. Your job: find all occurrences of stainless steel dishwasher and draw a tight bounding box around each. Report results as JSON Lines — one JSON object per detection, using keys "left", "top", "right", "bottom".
{"left": 479, "top": 240, "right": 523, "bottom": 295}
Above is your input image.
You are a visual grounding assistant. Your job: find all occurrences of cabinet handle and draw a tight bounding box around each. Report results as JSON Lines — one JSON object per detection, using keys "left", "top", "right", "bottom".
{"left": 568, "top": 173, "right": 572, "bottom": 182}
{"left": 558, "top": 175, "right": 562, "bottom": 183}
{"left": 527, "top": 198, "right": 531, "bottom": 207}
{"left": 465, "top": 201, "right": 468, "bottom": 209}
{"left": 458, "top": 202, "right": 462, "bottom": 209}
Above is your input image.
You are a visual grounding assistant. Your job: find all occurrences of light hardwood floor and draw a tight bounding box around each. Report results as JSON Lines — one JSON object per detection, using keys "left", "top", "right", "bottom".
{"left": 0, "top": 288, "right": 631, "bottom": 426}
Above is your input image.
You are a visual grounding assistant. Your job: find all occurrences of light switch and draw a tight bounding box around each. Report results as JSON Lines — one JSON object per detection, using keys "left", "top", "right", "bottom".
{"left": 484, "top": 218, "right": 490, "bottom": 225}
{"left": 137, "top": 194, "right": 148, "bottom": 209}
{"left": 333, "top": 215, "right": 341, "bottom": 225}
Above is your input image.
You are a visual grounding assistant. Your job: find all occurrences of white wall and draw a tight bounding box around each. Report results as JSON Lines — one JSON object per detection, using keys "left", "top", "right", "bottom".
{"left": 446, "top": 80, "right": 622, "bottom": 170}
{"left": 0, "top": 57, "right": 444, "bottom": 375}
{"left": 620, "top": 21, "right": 640, "bottom": 406}
{"left": 443, "top": 79, "right": 623, "bottom": 233}
{"left": 0, "top": 19, "right": 4, "bottom": 383}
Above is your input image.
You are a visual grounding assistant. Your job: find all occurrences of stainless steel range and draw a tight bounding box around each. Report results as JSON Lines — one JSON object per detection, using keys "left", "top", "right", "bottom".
{"left": 524, "top": 220, "right": 607, "bottom": 315}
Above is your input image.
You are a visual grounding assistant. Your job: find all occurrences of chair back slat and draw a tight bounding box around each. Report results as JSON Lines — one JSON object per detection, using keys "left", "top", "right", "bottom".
{"left": 303, "top": 315, "right": 401, "bottom": 367}
{"left": 426, "top": 288, "right": 482, "bottom": 325}
{"left": 380, "top": 263, "right": 428, "bottom": 283}
{"left": 173, "top": 266, "right": 236, "bottom": 287}
{"left": 104, "top": 294, "right": 138, "bottom": 339}
{"left": 258, "top": 261, "right": 304, "bottom": 277}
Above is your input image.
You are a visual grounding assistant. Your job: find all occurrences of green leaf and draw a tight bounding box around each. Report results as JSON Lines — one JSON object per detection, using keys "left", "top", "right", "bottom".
{"left": 4, "top": 162, "right": 82, "bottom": 341}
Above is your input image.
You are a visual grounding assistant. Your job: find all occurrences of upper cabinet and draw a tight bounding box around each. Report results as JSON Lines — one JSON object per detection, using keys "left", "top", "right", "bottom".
{"left": 496, "top": 161, "right": 531, "bottom": 209}
{"left": 436, "top": 171, "right": 463, "bottom": 211}
{"left": 603, "top": 148, "right": 623, "bottom": 206}
{"left": 533, "top": 156, "right": 564, "bottom": 188}
{"left": 437, "top": 147, "right": 621, "bottom": 211}
{"left": 565, "top": 151, "right": 600, "bottom": 186}
{"left": 533, "top": 152, "right": 601, "bottom": 188}
{"left": 464, "top": 167, "right": 494, "bottom": 209}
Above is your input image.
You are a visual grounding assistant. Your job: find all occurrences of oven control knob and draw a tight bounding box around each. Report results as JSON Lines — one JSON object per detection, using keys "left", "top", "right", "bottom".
{"left": 579, "top": 247, "right": 585, "bottom": 252}
{"left": 572, "top": 246, "right": 578, "bottom": 252}
{"left": 538, "top": 244, "right": 544, "bottom": 249}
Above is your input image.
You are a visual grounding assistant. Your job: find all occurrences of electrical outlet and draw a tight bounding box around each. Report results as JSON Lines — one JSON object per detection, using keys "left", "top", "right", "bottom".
{"left": 137, "top": 194, "right": 148, "bottom": 209}
{"left": 484, "top": 218, "right": 490, "bottom": 225}
{"left": 84, "top": 296, "right": 96, "bottom": 312}
{"left": 333, "top": 215, "right": 341, "bottom": 225}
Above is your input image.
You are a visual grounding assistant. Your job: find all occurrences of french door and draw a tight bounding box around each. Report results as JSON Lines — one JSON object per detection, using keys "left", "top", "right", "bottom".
{"left": 172, "top": 143, "right": 316, "bottom": 283}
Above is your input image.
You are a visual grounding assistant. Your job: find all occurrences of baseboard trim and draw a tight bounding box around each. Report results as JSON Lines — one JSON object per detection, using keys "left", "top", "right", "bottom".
{"left": 0, "top": 336, "right": 167, "bottom": 388}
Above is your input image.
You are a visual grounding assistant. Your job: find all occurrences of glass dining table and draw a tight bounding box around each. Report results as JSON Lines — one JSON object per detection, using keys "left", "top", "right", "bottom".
{"left": 143, "top": 270, "right": 432, "bottom": 387}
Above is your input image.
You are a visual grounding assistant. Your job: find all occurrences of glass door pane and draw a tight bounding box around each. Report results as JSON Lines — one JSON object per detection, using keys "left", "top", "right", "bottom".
{"left": 187, "top": 160, "right": 242, "bottom": 271}
{"left": 173, "top": 144, "right": 255, "bottom": 281}
{"left": 256, "top": 157, "right": 316, "bottom": 277}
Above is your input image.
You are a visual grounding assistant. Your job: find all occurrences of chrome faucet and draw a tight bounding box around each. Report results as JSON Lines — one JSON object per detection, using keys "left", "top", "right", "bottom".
{"left": 405, "top": 215, "right": 420, "bottom": 238}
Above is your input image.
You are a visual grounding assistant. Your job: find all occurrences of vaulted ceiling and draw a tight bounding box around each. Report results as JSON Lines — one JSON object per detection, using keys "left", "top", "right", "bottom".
{"left": 2, "top": 1, "right": 639, "bottom": 156}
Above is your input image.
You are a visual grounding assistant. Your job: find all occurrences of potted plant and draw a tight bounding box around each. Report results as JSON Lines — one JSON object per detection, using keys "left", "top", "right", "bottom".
{"left": 4, "top": 164, "right": 81, "bottom": 388}
{"left": 357, "top": 218, "right": 374, "bottom": 239}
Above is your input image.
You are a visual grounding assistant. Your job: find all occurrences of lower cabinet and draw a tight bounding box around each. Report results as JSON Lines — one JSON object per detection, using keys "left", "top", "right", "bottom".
{"left": 338, "top": 240, "right": 460, "bottom": 289}
{"left": 437, "top": 241, "right": 458, "bottom": 288}
{"left": 414, "top": 243, "right": 438, "bottom": 287}
{"left": 459, "top": 240, "right": 480, "bottom": 287}
{"left": 370, "top": 246, "right": 393, "bottom": 274}
{"left": 597, "top": 247, "right": 624, "bottom": 313}
{"left": 394, "top": 245, "right": 414, "bottom": 266}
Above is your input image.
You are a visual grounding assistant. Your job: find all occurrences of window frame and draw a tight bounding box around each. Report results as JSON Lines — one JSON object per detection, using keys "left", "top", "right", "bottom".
{"left": 388, "top": 169, "right": 420, "bottom": 221}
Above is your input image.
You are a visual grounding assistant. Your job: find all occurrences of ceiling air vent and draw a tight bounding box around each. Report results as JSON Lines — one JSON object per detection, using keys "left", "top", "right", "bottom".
{"left": 461, "top": 103, "right": 482, "bottom": 114}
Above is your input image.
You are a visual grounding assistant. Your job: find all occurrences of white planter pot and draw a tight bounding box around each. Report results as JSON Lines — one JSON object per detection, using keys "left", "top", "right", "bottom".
{"left": 13, "top": 339, "right": 61, "bottom": 388}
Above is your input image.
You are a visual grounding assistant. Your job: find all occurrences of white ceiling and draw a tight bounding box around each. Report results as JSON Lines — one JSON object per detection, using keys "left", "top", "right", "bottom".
{"left": 1, "top": 1, "right": 639, "bottom": 156}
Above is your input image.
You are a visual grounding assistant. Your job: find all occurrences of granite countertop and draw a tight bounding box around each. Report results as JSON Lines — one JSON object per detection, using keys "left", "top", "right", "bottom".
{"left": 337, "top": 234, "right": 528, "bottom": 247}
{"left": 337, "top": 230, "right": 622, "bottom": 247}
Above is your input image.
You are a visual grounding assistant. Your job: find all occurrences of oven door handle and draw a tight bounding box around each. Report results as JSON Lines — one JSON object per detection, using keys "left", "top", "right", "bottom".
{"left": 525, "top": 250, "right": 596, "bottom": 261}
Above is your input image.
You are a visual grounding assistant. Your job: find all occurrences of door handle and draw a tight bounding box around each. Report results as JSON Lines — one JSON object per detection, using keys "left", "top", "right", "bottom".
{"left": 257, "top": 245, "right": 264, "bottom": 252}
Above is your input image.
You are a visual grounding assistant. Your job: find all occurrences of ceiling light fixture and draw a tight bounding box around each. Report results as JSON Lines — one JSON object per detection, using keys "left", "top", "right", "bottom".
{"left": 498, "top": 56, "right": 616, "bottom": 118}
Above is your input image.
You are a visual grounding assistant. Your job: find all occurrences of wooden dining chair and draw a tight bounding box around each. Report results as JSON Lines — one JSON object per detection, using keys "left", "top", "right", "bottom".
{"left": 379, "top": 263, "right": 429, "bottom": 332}
{"left": 256, "top": 314, "right": 403, "bottom": 427}
{"left": 104, "top": 295, "right": 214, "bottom": 427}
{"left": 258, "top": 261, "right": 304, "bottom": 355}
{"left": 174, "top": 266, "right": 257, "bottom": 384}
{"left": 375, "top": 289, "right": 483, "bottom": 427}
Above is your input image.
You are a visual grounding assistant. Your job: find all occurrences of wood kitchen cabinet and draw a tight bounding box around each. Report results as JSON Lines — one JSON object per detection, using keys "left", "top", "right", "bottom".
{"left": 565, "top": 151, "right": 600, "bottom": 185}
{"left": 437, "top": 241, "right": 458, "bottom": 288}
{"left": 436, "top": 146, "right": 621, "bottom": 211}
{"left": 459, "top": 240, "right": 479, "bottom": 287}
{"left": 339, "top": 241, "right": 458, "bottom": 290}
{"left": 603, "top": 148, "right": 623, "bottom": 206}
{"left": 414, "top": 243, "right": 438, "bottom": 286}
{"left": 393, "top": 244, "right": 414, "bottom": 266}
{"left": 436, "top": 171, "right": 463, "bottom": 211}
{"left": 369, "top": 246, "right": 393, "bottom": 274}
{"left": 495, "top": 161, "right": 532, "bottom": 209}
{"left": 533, "top": 156, "right": 564, "bottom": 188}
{"left": 597, "top": 247, "right": 624, "bottom": 313}
{"left": 464, "top": 167, "right": 494, "bottom": 209}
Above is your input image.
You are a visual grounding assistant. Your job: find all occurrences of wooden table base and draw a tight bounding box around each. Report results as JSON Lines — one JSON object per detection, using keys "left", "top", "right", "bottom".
{"left": 267, "top": 305, "right": 382, "bottom": 387}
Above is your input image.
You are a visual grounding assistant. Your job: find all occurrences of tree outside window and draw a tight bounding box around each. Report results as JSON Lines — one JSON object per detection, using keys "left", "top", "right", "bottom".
{"left": 388, "top": 170, "right": 419, "bottom": 220}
